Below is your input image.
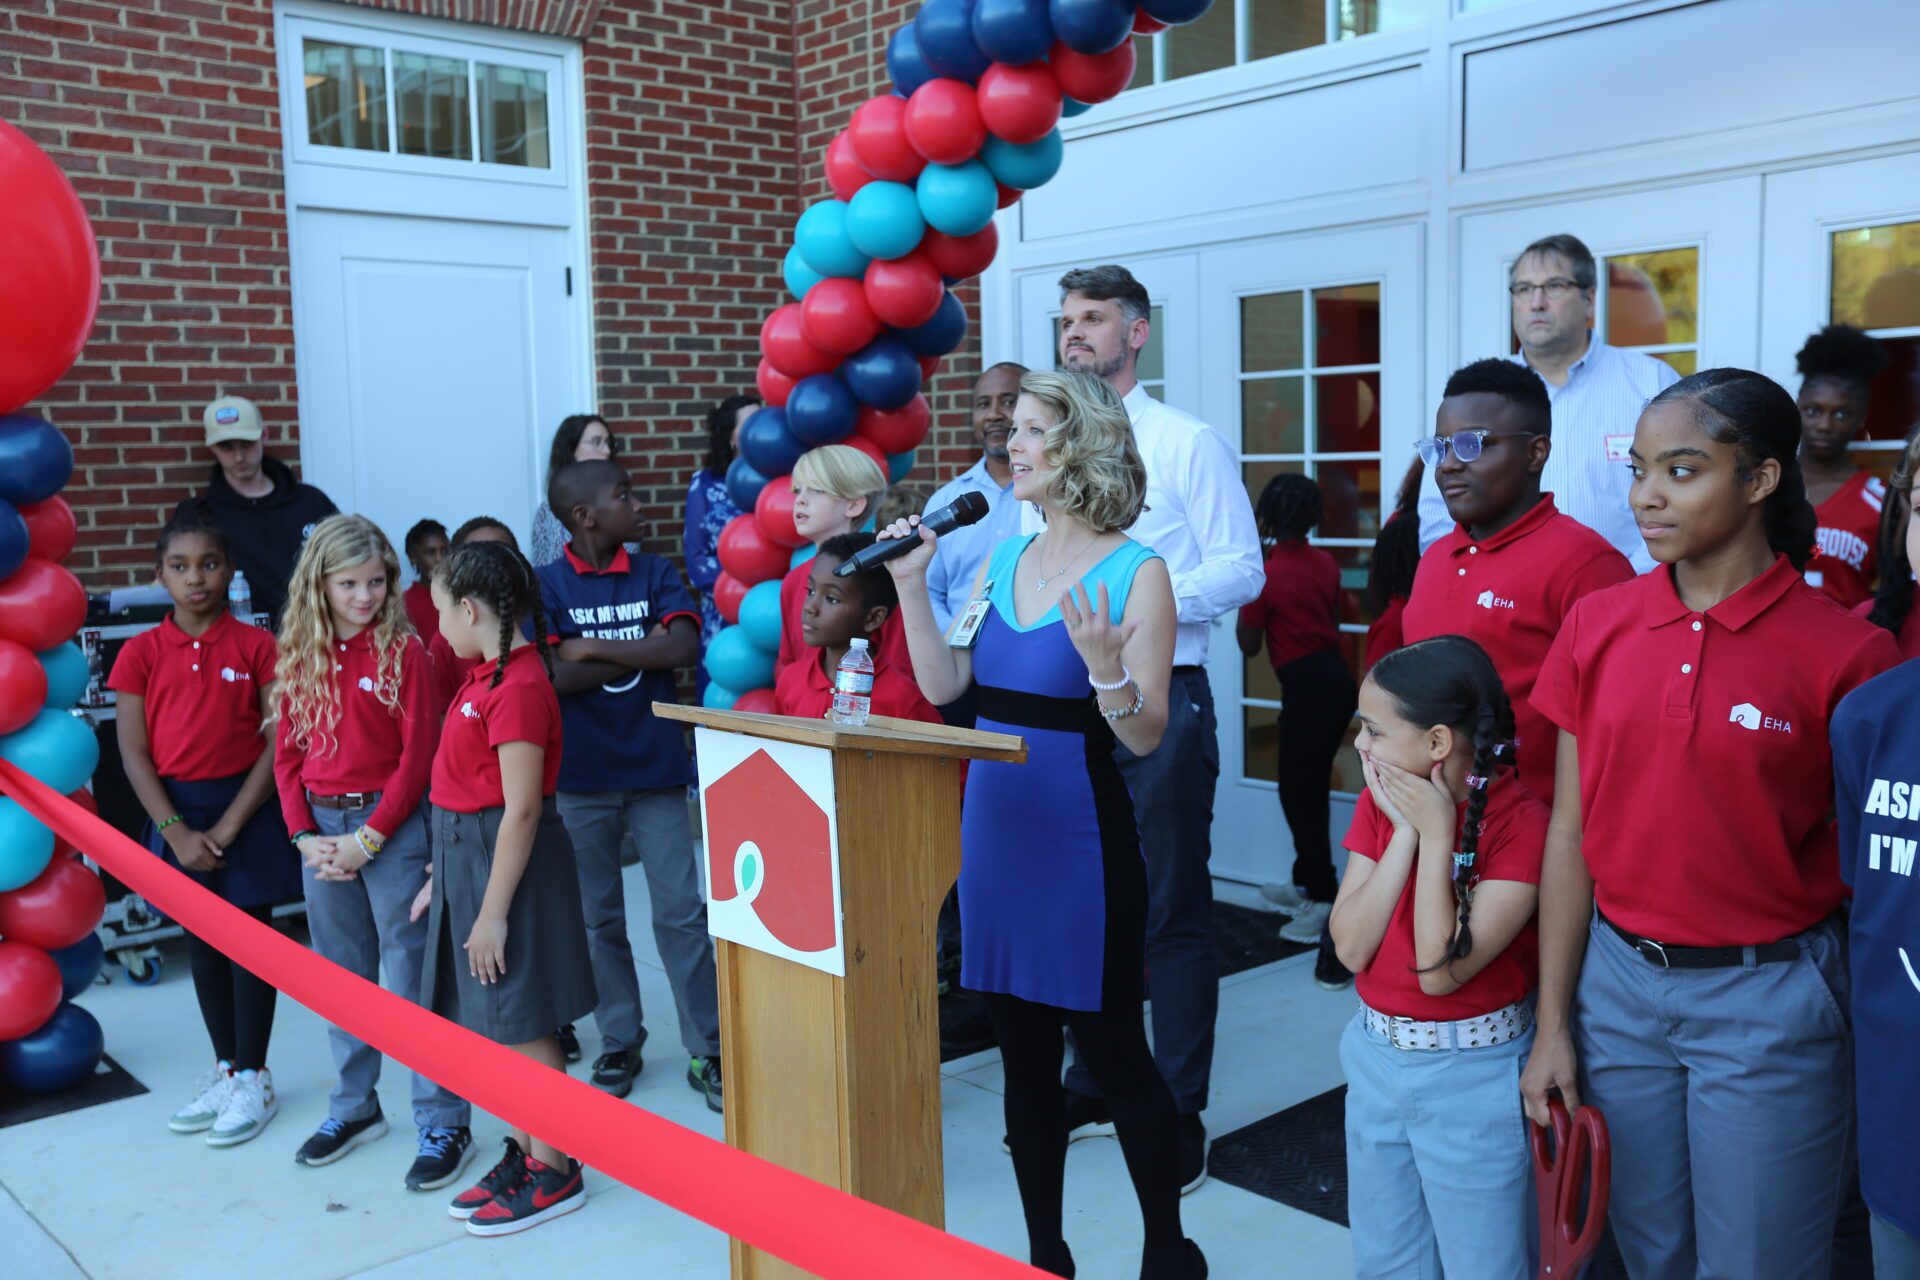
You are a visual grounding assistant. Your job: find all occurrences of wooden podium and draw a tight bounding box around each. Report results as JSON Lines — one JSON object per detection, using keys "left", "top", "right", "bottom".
{"left": 655, "top": 705, "right": 1025, "bottom": 1280}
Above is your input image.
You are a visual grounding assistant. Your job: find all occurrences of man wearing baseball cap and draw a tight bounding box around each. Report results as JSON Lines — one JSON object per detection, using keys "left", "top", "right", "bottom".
{"left": 174, "top": 395, "right": 337, "bottom": 626}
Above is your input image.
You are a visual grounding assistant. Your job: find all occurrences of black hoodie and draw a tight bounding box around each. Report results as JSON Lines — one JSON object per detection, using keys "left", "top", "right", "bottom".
{"left": 175, "top": 455, "right": 337, "bottom": 626}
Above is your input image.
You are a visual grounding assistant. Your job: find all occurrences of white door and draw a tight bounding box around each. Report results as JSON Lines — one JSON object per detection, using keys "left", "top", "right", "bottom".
{"left": 291, "top": 208, "right": 573, "bottom": 553}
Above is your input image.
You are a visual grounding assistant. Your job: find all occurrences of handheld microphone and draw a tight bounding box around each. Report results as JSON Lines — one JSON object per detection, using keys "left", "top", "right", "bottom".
{"left": 834, "top": 490, "right": 991, "bottom": 575}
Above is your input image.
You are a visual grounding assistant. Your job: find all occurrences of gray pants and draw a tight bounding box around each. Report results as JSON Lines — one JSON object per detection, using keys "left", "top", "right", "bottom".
{"left": 557, "top": 788, "right": 720, "bottom": 1059}
{"left": 303, "top": 798, "right": 469, "bottom": 1130}
{"left": 1574, "top": 911, "right": 1851, "bottom": 1280}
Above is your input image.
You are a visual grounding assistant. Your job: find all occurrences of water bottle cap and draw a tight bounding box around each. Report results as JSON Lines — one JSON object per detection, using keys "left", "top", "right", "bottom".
{"left": 849, "top": 638, "right": 868, "bottom": 649}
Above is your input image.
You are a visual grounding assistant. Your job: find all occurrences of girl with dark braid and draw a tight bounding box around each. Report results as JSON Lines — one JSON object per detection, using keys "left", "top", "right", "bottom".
{"left": 1796, "top": 324, "right": 1891, "bottom": 607}
{"left": 1329, "top": 634, "right": 1546, "bottom": 1280}
{"left": 412, "top": 540, "right": 598, "bottom": 1237}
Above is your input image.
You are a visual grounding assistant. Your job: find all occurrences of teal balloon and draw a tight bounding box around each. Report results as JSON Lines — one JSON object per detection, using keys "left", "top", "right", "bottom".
{"left": 1061, "top": 96, "right": 1092, "bottom": 118}
{"left": 847, "top": 182, "right": 927, "bottom": 261}
{"left": 0, "top": 798, "right": 54, "bottom": 893}
{"left": 888, "top": 449, "right": 918, "bottom": 484}
{"left": 705, "top": 626, "right": 776, "bottom": 693}
{"left": 702, "top": 680, "right": 742, "bottom": 711}
{"left": 739, "top": 580, "right": 784, "bottom": 652}
{"left": 981, "top": 129, "right": 1064, "bottom": 190}
{"left": 915, "top": 160, "right": 999, "bottom": 237}
{"left": 790, "top": 543, "right": 818, "bottom": 571}
{"left": 795, "top": 200, "right": 871, "bottom": 279}
{"left": 784, "top": 246, "right": 826, "bottom": 301}
{"left": 38, "top": 643, "right": 88, "bottom": 709}
{"left": 0, "top": 709, "right": 99, "bottom": 795}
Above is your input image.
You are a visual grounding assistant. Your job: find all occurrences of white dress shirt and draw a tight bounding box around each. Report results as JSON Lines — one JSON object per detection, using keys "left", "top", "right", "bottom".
{"left": 1021, "top": 382, "right": 1264, "bottom": 668}
{"left": 1418, "top": 338, "right": 1681, "bottom": 575}
{"left": 922, "top": 458, "right": 1023, "bottom": 632}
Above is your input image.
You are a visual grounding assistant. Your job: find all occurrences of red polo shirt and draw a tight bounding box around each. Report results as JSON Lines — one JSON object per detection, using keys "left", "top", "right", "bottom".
{"left": 403, "top": 581, "right": 438, "bottom": 641}
{"left": 1400, "top": 495, "right": 1632, "bottom": 807}
{"left": 1532, "top": 555, "right": 1899, "bottom": 946}
{"left": 274, "top": 632, "right": 439, "bottom": 836}
{"left": 426, "top": 630, "right": 478, "bottom": 720}
{"left": 108, "top": 612, "right": 277, "bottom": 781}
{"left": 774, "top": 556, "right": 914, "bottom": 681}
{"left": 1342, "top": 771, "right": 1547, "bottom": 1020}
{"left": 773, "top": 647, "right": 941, "bottom": 724}
{"left": 1364, "top": 595, "right": 1406, "bottom": 672}
{"left": 1851, "top": 596, "right": 1920, "bottom": 661}
{"left": 430, "top": 644, "right": 563, "bottom": 813}
{"left": 1239, "top": 539, "right": 1341, "bottom": 671}
{"left": 1807, "top": 470, "right": 1883, "bottom": 608}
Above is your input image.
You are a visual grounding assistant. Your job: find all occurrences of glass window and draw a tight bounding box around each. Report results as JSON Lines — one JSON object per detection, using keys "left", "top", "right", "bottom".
{"left": 1243, "top": 376, "right": 1305, "bottom": 454}
{"left": 304, "top": 39, "right": 389, "bottom": 153}
{"left": 1242, "top": 290, "right": 1305, "bottom": 371}
{"left": 1337, "top": 0, "right": 1424, "bottom": 39}
{"left": 1166, "top": 0, "right": 1237, "bottom": 81}
{"left": 394, "top": 51, "right": 472, "bottom": 161}
{"left": 1136, "top": 0, "right": 1425, "bottom": 91}
{"left": 1249, "top": 0, "right": 1322, "bottom": 62}
{"left": 1830, "top": 220, "right": 1920, "bottom": 444}
{"left": 478, "top": 64, "right": 550, "bottom": 168}
{"left": 1128, "top": 34, "right": 1155, "bottom": 91}
{"left": 1602, "top": 246, "right": 1699, "bottom": 377}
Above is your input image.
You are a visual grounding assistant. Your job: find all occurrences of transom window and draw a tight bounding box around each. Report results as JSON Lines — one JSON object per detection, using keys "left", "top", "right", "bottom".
{"left": 304, "top": 37, "right": 550, "bottom": 169}
{"left": 1128, "top": 0, "right": 1422, "bottom": 90}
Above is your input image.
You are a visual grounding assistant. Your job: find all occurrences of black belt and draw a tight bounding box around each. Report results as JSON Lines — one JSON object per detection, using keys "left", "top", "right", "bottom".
{"left": 1171, "top": 664, "right": 1204, "bottom": 677}
{"left": 1600, "top": 910, "right": 1800, "bottom": 970}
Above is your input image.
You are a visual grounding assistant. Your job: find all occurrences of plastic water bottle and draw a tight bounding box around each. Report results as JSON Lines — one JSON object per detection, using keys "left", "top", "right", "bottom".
{"left": 228, "top": 570, "right": 253, "bottom": 624}
{"left": 830, "top": 638, "right": 874, "bottom": 726}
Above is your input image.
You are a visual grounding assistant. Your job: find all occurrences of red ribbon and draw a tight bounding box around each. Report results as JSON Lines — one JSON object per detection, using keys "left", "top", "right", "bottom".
{"left": 0, "top": 760, "right": 1040, "bottom": 1279}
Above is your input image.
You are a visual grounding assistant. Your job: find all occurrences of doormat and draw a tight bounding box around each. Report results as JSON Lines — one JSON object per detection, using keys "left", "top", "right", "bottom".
{"left": 0, "top": 1054, "right": 149, "bottom": 1129}
{"left": 1213, "top": 900, "right": 1316, "bottom": 978}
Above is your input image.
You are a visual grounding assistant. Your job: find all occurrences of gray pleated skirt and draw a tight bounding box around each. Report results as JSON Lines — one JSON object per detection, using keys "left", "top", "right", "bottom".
{"left": 423, "top": 800, "right": 598, "bottom": 1046}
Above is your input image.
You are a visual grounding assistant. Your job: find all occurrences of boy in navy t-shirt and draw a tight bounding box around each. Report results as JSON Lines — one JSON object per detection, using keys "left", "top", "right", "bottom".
{"left": 538, "top": 459, "right": 722, "bottom": 1111}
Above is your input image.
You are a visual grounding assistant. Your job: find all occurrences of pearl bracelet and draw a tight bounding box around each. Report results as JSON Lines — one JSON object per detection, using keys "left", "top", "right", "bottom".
{"left": 1099, "top": 683, "right": 1145, "bottom": 722}
{"left": 1088, "top": 665, "right": 1132, "bottom": 692}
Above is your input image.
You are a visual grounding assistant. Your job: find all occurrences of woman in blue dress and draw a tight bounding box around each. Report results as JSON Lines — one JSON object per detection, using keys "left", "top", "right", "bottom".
{"left": 682, "top": 393, "right": 761, "bottom": 697}
{"left": 882, "top": 369, "right": 1204, "bottom": 1279}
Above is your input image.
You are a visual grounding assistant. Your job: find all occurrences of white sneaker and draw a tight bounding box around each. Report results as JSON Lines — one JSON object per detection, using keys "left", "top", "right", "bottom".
{"left": 1259, "top": 882, "right": 1309, "bottom": 914}
{"left": 1279, "top": 902, "right": 1332, "bottom": 944}
{"left": 169, "top": 1061, "right": 235, "bottom": 1134}
{"left": 207, "top": 1068, "right": 277, "bottom": 1147}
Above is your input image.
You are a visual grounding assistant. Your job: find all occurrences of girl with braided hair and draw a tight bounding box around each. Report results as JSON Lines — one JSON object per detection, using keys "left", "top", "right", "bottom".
{"left": 413, "top": 539, "right": 598, "bottom": 1236}
{"left": 1329, "top": 634, "right": 1546, "bottom": 1279}
{"left": 1796, "top": 324, "right": 1892, "bottom": 606}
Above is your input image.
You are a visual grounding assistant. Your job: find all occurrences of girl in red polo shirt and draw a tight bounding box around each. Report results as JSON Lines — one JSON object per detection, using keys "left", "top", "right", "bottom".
{"left": 413, "top": 540, "right": 597, "bottom": 1237}
{"left": 110, "top": 510, "right": 293, "bottom": 1149}
{"left": 274, "top": 515, "right": 473, "bottom": 1190}
{"left": 1329, "top": 635, "right": 1545, "bottom": 1280}
{"left": 402, "top": 518, "right": 449, "bottom": 639}
{"left": 1796, "top": 325, "right": 1890, "bottom": 608}
{"left": 1524, "top": 369, "right": 1899, "bottom": 1280}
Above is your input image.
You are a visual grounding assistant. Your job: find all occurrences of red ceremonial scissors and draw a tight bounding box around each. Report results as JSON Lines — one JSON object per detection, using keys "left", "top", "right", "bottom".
{"left": 1530, "top": 1096, "right": 1610, "bottom": 1280}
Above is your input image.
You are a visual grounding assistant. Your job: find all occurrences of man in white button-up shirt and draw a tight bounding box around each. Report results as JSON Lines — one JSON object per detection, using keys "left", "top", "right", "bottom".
{"left": 1419, "top": 234, "right": 1680, "bottom": 573}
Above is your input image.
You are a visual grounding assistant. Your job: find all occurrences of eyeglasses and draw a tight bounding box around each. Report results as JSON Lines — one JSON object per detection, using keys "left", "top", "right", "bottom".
{"left": 1416, "top": 429, "right": 1534, "bottom": 467}
{"left": 1508, "top": 278, "right": 1583, "bottom": 301}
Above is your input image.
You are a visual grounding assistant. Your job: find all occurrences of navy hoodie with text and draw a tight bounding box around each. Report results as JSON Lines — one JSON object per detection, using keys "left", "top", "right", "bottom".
{"left": 174, "top": 455, "right": 337, "bottom": 626}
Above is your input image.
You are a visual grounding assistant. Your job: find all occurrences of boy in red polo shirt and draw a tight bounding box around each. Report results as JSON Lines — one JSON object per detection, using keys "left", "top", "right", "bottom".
{"left": 1402, "top": 359, "right": 1632, "bottom": 807}
{"left": 774, "top": 532, "right": 940, "bottom": 724}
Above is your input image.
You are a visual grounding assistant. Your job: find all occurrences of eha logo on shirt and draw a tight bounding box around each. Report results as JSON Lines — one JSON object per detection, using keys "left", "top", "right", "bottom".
{"left": 459, "top": 701, "right": 479, "bottom": 719}
{"left": 219, "top": 667, "right": 249, "bottom": 683}
{"left": 1729, "top": 702, "right": 1792, "bottom": 735}
{"left": 1475, "top": 589, "right": 1515, "bottom": 611}
{"left": 357, "top": 675, "right": 375, "bottom": 693}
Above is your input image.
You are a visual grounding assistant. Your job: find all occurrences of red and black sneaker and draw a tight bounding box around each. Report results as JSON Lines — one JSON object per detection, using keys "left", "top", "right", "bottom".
{"left": 447, "top": 1138, "right": 526, "bottom": 1220}
{"left": 465, "top": 1155, "right": 585, "bottom": 1237}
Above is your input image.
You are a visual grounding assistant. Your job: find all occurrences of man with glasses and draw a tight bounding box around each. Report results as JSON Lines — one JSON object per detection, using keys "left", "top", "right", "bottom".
{"left": 1419, "top": 233, "right": 1680, "bottom": 573}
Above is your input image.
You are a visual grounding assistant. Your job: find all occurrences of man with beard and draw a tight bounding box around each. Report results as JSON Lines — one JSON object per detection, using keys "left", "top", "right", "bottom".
{"left": 923, "top": 361, "right": 1030, "bottom": 632}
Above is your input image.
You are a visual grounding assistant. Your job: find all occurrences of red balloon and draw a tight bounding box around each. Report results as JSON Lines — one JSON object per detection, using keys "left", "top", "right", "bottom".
{"left": 863, "top": 253, "right": 946, "bottom": 329}
{"left": 847, "top": 95, "right": 926, "bottom": 184}
{"left": 843, "top": 435, "right": 889, "bottom": 476}
{"left": 734, "top": 687, "right": 779, "bottom": 715}
{"left": 1133, "top": 9, "right": 1169, "bottom": 34}
{"left": 53, "top": 787, "right": 97, "bottom": 858}
{"left": 800, "top": 277, "right": 882, "bottom": 356}
{"left": 760, "top": 304, "right": 840, "bottom": 380}
{"left": 977, "top": 63, "right": 1064, "bottom": 145}
{"left": 0, "top": 559, "right": 85, "bottom": 652}
{"left": 0, "top": 121, "right": 99, "bottom": 416}
{"left": 1050, "top": 39, "right": 1138, "bottom": 105}
{"left": 824, "top": 131, "right": 873, "bottom": 203}
{"left": 717, "top": 515, "right": 791, "bottom": 586}
{"left": 0, "top": 639, "right": 48, "bottom": 736}
{"left": 713, "top": 573, "right": 749, "bottom": 625}
{"left": 0, "top": 939, "right": 62, "bottom": 1041}
{"left": 756, "top": 358, "right": 796, "bottom": 408}
{"left": 753, "top": 475, "right": 805, "bottom": 549}
{"left": 0, "top": 857, "right": 104, "bottom": 951}
{"left": 856, "top": 395, "right": 933, "bottom": 455}
{"left": 922, "top": 224, "right": 1000, "bottom": 281}
{"left": 905, "top": 79, "right": 987, "bottom": 166}
{"left": 19, "top": 497, "right": 76, "bottom": 563}
{"left": 997, "top": 182, "right": 1023, "bottom": 210}
{"left": 919, "top": 355, "right": 944, "bottom": 382}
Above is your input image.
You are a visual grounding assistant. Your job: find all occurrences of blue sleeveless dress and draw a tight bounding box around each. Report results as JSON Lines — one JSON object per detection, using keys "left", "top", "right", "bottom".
{"left": 959, "top": 532, "right": 1160, "bottom": 1013}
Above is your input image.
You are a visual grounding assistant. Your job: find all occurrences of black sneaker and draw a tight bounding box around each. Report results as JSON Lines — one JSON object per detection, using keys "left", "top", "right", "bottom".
{"left": 1178, "top": 1114, "right": 1208, "bottom": 1195}
{"left": 590, "top": 1048, "right": 643, "bottom": 1098}
{"left": 1314, "top": 949, "right": 1354, "bottom": 991}
{"left": 465, "top": 1155, "right": 585, "bottom": 1237}
{"left": 687, "top": 1055, "right": 723, "bottom": 1114}
{"left": 556, "top": 1024, "right": 581, "bottom": 1063}
{"left": 405, "top": 1125, "right": 474, "bottom": 1191}
{"left": 293, "top": 1112, "right": 388, "bottom": 1166}
{"left": 1002, "top": 1091, "right": 1115, "bottom": 1154}
{"left": 449, "top": 1138, "right": 525, "bottom": 1220}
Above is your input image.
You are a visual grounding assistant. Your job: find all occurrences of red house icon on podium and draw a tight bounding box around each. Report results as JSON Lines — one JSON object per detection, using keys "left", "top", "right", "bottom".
{"left": 704, "top": 748, "right": 837, "bottom": 953}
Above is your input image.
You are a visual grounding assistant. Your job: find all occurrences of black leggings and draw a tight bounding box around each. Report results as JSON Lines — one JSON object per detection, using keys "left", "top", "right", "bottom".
{"left": 1276, "top": 647, "right": 1358, "bottom": 903}
{"left": 984, "top": 992, "right": 1186, "bottom": 1278}
{"left": 187, "top": 905, "right": 278, "bottom": 1071}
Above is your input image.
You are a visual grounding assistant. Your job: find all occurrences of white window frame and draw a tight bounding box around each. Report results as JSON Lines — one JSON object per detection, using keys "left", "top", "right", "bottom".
{"left": 1593, "top": 240, "right": 1703, "bottom": 373}
{"left": 1823, "top": 218, "right": 1920, "bottom": 458}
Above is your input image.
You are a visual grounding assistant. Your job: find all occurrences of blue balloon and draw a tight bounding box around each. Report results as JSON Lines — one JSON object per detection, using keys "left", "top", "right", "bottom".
{"left": 725, "top": 456, "right": 771, "bottom": 512}
{"left": 38, "top": 642, "right": 89, "bottom": 710}
{"left": 786, "top": 374, "right": 860, "bottom": 447}
{"left": 783, "top": 245, "right": 826, "bottom": 301}
{"left": 739, "top": 407, "right": 807, "bottom": 478}
{"left": 842, "top": 336, "right": 923, "bottom": 412}
{"left": 0, "top": 1000, "right": 103, "bottom": 1094}
{"left": 0, "top": 709, "right": 100, "bottom": 796}
{"left": 1049, "top": 0, "right": 1134, "bottom": 54}
{"left": 739, "top": 580, "right": 784, "bottom": 652}
{"left": 886, "top": 23, "right": 937, "bottom": 98}
{"left": 0, "top": 497, "right": 26, "bottom": 581}
{"left": 702, "top": 679, "right": 742, "bottom": 711}
{"left": 0, "top": 415, "right": 74, "bottom": 507}
{"left": 981, "top": 130, "right": 1064, "bottom": 190}
{"left": 790, "top": 542, "right": 818, "bottom": 571}
{"left": 973, "top": 0, "right": 1055, "bottom": 64}
{"left": 888, "top": 449, "right": 919, "bottom": 485}
{"left": 899, "top": 290, "right": 970, "bottom": 358}
{"left": 846, "top": 182, "right": 927, "bottom": 262}
{"left": 51, "top": 934, "right": 104, "bottom": 1002}
{"left": 1142, "top": 0, "right": 1213, "bottom": 22}
{"left": 705, "top": 626, "right": 776, "bottom": 693}
{"left": 1061, "top": 96, "right": 1093, "bottom": 118}
{"left": 916, "top": 160, "right": 1000, "bottom": 238}
{"left": 914, "top": 0, "right": 991, "bottom": 83}
{"left": 0, "top": 798, "right": 55, "bottom": 893}
{"left": 795, "top": 200, "right": 871, "bottom": 279}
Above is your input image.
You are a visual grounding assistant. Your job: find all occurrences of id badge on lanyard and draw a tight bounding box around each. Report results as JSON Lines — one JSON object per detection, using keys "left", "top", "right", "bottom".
{"left": 948, "top": 579, "right": 993, "bottom": 650}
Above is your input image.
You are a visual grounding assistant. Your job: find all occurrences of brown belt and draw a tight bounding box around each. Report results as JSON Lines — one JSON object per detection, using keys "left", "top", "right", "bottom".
{"left": 307, "top": 791, "right": 377, "bottom": 811}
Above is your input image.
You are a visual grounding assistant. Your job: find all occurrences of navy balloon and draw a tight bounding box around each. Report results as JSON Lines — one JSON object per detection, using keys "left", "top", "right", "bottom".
{"left": 725, "top": 455, "right": 771, "bottom": 511}
{"left": 886, "top": 22, "right": 937, "bottom": 97}
{"left": 973, "top": 0, "right": 1054, "bottom": 65}
{"left": 1050, "top": 0, "right": 1134, "bottom": 54}
{"left": 0, "top": 415, "right": 74, "bottom": 507}
{"left": 739, "top": 406, "right": 807, "bottom": 478}
{"left": 785, "top": 374, "right": 860, "bottom": 446}
{"left": 51, "top": 934, "right": 104, "bottom": 1001}
{"left": 842, "top": 337, "right": 923, "bottom": 412}
{"left": 915, "top": 0, "right": 991, "bottom": 84}
{"left": 1141, "top": 0, "right": 1214, "bottom": 22}
{"left": 0, "top": 498, "right": 27, "bottom": 581}
{"left": 899, "top": 290, "right": 969, "bottom": 358}
{"left": 0, "top": 1000, "right": 103, "bottom": 1093}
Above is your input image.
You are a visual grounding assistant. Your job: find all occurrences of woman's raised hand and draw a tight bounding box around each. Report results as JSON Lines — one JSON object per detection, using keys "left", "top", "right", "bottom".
{"left": 876, "top": 514, "right": 939, "bottom": 581}
{"left": 1059, "top": 581, "right": 1136, "bottom": 682}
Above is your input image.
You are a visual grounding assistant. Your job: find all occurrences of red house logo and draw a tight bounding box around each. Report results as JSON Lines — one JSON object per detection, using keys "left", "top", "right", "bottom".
{"left": 704, "top": 748, "right": 837, "bottom": 953}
